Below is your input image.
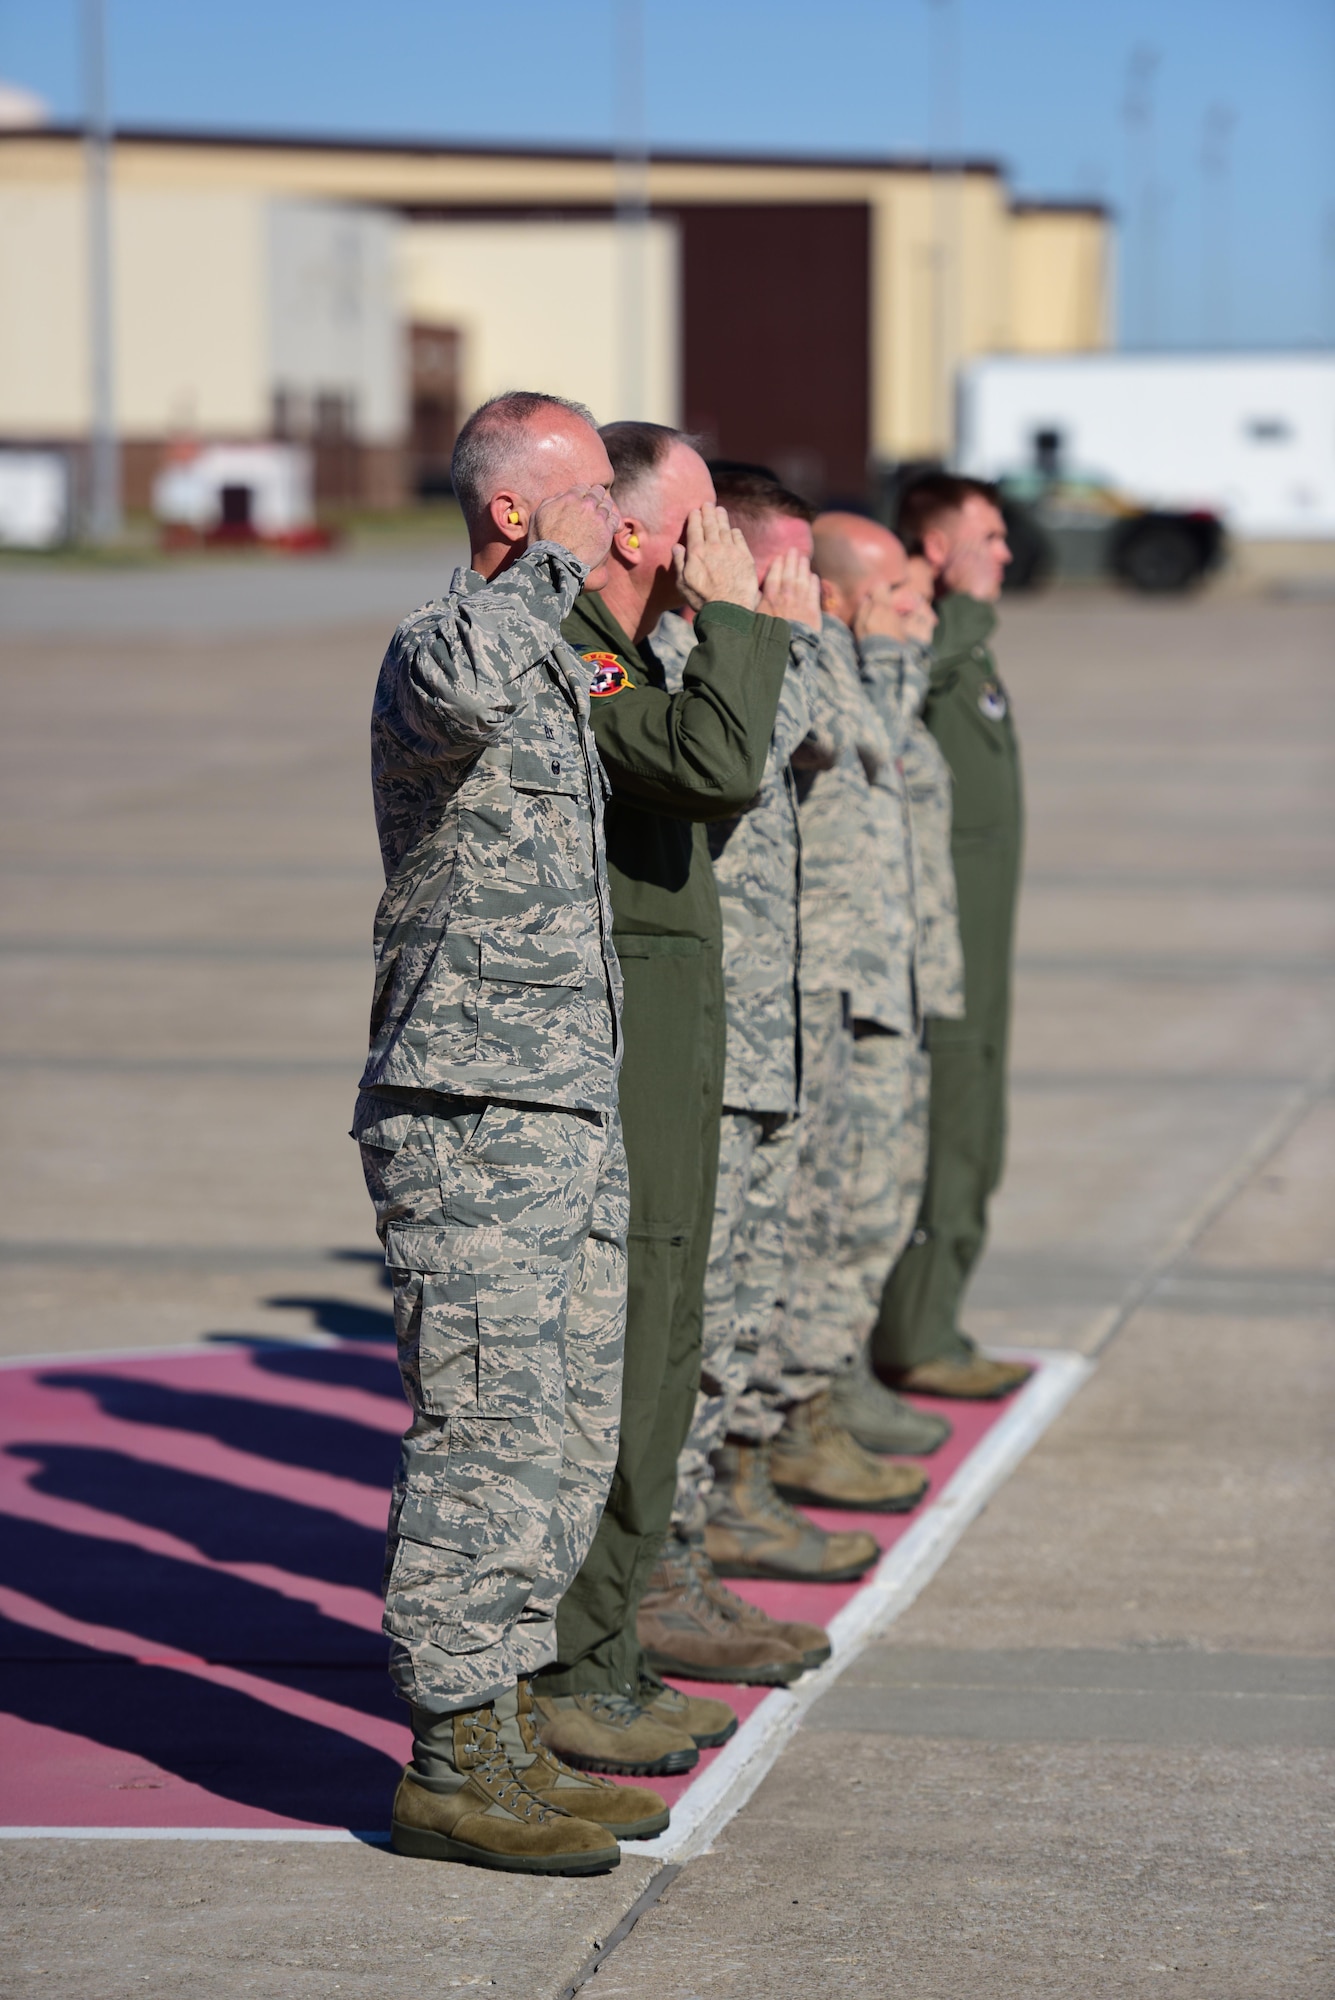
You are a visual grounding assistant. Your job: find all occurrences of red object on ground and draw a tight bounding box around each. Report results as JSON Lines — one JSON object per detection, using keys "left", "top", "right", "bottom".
{"left": 0, "top": 1339, "right": 1009, "bottom": 1833}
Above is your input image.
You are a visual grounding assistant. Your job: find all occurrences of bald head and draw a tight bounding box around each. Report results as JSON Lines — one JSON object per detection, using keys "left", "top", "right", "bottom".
{"left": 451, "top": 391, "right": 613, "bottom": 561}
{"left": 812, "top": 512, "right": 909, "bottom": 624}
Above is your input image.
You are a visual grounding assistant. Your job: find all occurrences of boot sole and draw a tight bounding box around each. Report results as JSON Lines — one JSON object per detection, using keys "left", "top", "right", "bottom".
{"left": 708, "top": 1555, "right": 876, "bottom": 1584}
{"left": 643, "top": 1647, "right": 804, "bottom": 1687}
{"left": 773, "top": 1479, "right": 926, "bottom": 1514}
{"left": 846, "top": 1429, "right": 950, "bottom": 1456}
{"left": 552, "top": 1744, "right": 700, "bottom": 1778}
{"left": 685, "top": 1716, "right": 738, "bottom": 1748}
{"left": 888, "top": 1375, "right": 1031, "bottom": 1402}
{"left": 390, "top": 1820, "right": 620, "bottom": 1874}
{"left": 600, "top": 1808, "right": 671, "bottom": 1839}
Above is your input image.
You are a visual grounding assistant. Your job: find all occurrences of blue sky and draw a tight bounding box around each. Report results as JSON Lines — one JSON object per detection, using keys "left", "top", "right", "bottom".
{"left": 2, "top": 0, "right": 1332, "bottom": 348}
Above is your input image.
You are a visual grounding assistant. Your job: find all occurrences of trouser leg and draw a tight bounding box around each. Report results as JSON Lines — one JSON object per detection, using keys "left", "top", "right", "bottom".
{"left": 832, "top": 1026, "right": 923, "bottom": 1356}
{"left": 543, "top": 950, "right": 724, "bottom": 1692}
{"left": 721, "top": 1108, "right": 803, "bottom": 1445}
{"left": 522, "top": 1122, "right": 630, "bottom": 1645}
{"left": 749, "top": 987, "right": 854, "bottom": 1420}
{"left": 671, "top": 1109, "right": 762, "bottom": 1536}
{"left": 873, "top": 1022, "right": 1007, "bottom": 1372}
{"left": 356, "top": 1092, "right": 623, "bottom": 1716}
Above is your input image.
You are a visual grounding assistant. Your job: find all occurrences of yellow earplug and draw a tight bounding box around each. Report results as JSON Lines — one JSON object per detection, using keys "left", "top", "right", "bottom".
{"left": 627, "top": 534, "right": 639, "bottom": 549}
{"left": 507, "top": 511, "right": 521, "bottom": 525}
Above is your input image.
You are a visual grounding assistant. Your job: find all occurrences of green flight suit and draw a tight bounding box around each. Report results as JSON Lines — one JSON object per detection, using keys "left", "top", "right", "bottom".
{"left": 873, "top": 593, "right": 1024, "bottom": 1371}
{"left": 536, "top": 590, "right": 790, "bottom": 1693}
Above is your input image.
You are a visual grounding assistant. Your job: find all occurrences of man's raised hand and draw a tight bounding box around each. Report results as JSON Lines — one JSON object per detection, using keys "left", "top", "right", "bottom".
{"left": 673, "top": 505, "right": 761, "bottom": 613}
{"left": 759, "top": 550, "right": 821, "bottom": 633}
{"left": 852, "top": 581, "right": 910, "bottom": 643}
{"left": 531, "top": 485, "right": 622, "bottom": 571}
{"left": 896, "top": 587, "right": 938, "bottom": 645}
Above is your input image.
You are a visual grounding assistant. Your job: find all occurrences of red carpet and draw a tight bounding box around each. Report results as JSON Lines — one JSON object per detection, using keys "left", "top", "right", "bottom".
{"left": 0, "top": 1334, "right": 1009, "bottom": 1833}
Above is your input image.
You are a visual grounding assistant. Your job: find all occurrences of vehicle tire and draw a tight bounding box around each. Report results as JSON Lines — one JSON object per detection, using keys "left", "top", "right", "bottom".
{"left": 1113, "top": 519, "right": 1206, "bottom": 594}
{"left": 1000, "top": 502, "right": 1051, "bottom": 592}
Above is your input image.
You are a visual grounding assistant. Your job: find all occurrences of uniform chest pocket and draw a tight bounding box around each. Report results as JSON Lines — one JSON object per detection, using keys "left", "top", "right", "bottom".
{"left": 507, "top": 718, "right": 589, "bottom": 887}
{"left": 510, "top": 718, "right": 583, "bottom": 797}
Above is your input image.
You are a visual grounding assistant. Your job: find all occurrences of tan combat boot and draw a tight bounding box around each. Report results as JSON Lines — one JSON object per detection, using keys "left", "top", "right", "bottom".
{"left": 687, "top": 1541, "right": 831, "bottom": 1669}
{"left": 390, "top": 1701, "right": 620, "bottom": 1874}
{"left": 891, "top": 1348, "right": 1033, "bottom": 1400}
{"left": 510, "top": 1683, "right": 669, "bottom": 1840}
{"left": 530, "top": 1688, "right": 699, "bottom": 1776}
{"left": 637, "top": 1673, "right": 738, "bottom": 1748}
{"left": 829, "top": 1347, "right": 952, "bottom": 1455}
{"left": 769, "top": 1391, "right": 929, "bottom": 1513}
{"left": 638, "top": 1536, "right": 805, "bottom": 1685}
{"left": 703, "top": 1441, "right": 880, "bottom": 1583}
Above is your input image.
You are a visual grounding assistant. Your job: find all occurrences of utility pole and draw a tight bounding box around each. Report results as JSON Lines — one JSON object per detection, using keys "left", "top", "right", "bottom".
{"left": 84, "top": 0, "right": 121, "bottom": 543}
{"left": 613, "top": 0, "right": 650, "bottom": 420}
{"left": 927, "top": 0, "right": 962, "bottom": 459}
{"left": 1201, "top": 104, "right": 1237, "bottom": 347}
{"left": 1122, "top": 45, "right": 1160, "bottom": 349}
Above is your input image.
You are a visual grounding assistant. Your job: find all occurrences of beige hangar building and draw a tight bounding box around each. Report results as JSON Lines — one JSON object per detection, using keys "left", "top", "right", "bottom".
{"left": 0, "top": 122, "right": 1111, "bottom": 511}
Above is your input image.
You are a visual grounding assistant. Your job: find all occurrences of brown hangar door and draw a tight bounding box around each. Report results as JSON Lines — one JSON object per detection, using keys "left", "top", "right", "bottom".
{"left": 678, "top": 203, "right": 871, "bottom": 504}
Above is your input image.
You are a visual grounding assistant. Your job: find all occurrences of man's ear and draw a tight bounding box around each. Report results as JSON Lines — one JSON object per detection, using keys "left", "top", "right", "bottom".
{"left": 489, "top": 491, "right": 527, "bottom": 543}
{"left": 611, "top": 517, "right": 644, "bottom": 566}
{"left": 921, "top": 524, "right": 950, "bottom": 576}
{"left": 818, "top": 576, "right": 840, "bottom": 616}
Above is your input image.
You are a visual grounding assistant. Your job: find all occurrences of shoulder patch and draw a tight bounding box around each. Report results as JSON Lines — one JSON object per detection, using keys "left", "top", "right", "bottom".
{"left": 583, "top": 650, "right": 631, "bottom": 697}
{"left": 977, "top": 680, "right": 1008, "bottom": 721}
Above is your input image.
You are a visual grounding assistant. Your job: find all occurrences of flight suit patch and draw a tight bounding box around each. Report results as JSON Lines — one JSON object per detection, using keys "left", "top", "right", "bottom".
{"left": 583, "top": 651, "right": 631, "bottom": 697}
{"left": 977, "top": 680, "right": 1008, "bottom": 721}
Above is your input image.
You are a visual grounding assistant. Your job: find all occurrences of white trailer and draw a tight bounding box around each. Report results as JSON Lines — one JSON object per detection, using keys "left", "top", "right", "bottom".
{"left": 957, "top": 352, "right": 1335, "bottom": 539}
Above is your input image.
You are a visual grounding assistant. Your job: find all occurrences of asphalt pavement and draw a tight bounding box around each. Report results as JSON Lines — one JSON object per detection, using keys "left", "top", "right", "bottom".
{"left": 0, "top": 556, "right": 1331, "bottom": 1997}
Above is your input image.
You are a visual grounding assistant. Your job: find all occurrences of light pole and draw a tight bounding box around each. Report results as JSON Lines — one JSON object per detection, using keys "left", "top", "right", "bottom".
{"left": 613, "top": 0, "right": 650, "bottom": 421}
{"left": 84, "top": 0, "right": 121, "bottom": 543}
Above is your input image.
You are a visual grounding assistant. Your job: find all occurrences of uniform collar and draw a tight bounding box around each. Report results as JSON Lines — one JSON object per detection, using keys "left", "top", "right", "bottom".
{"left": 935, "top": 591, "right": 997, "bottom": 648}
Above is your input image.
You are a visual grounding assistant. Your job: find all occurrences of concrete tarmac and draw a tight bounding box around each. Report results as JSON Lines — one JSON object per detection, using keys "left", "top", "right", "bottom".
{"left": 0, "top": 562, "right": 1331, "bottom": 1997}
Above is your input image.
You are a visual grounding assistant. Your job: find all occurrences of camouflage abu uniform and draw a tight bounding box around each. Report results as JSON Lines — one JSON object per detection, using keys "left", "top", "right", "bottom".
{"left": 832, "top": 634, "right": 965, "bottom": 1357}
{"left": 650, "top": 610, "right": 817, "bottom": 1533}
{"left": 741, "top": 614, "right": 913, "bottom": 1423}
{"left": 354, "top": 542, "right": 629, "bottom": 1716}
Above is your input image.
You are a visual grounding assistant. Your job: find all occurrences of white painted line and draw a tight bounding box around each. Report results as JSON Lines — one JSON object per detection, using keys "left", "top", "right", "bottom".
{"left": 634, "top": 1349, "right": 1093, "bottom": 1864}
{"left": 0, "top": 1827, "right": 389, "bottom": 1842}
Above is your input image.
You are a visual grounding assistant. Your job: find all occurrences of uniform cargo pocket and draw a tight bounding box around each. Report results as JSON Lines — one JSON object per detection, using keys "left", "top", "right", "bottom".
{"left": 415, "top": 1267, "right": 565, "bottom": 1422}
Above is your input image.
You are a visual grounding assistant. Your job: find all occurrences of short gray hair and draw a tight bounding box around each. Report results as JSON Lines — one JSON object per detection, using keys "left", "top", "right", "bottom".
{"left": 451, "top": 391, "right": 598, "bottom": 530}
{"left": 599, "top": 422, "right": 703, "bottom": 530}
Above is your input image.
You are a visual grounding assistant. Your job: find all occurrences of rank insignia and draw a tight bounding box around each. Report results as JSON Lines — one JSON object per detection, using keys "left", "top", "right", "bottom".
{"left": 583, "top": 651, "right": 631, "bottom": 697}
{"left": 978, "top": 680, "right": 1008, "bottom": 721}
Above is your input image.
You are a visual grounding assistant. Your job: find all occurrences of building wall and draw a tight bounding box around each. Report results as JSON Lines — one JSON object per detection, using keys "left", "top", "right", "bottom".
{"left": 267, "top": 201, "right": 405, "bottom": 443}
{"left": 0, "top": 183, "right": 87, "bottom": 432}
{"left": 0, "top": 181, "right": 266, "bottom": 436}
{"left": 399, "top": 218, "right": 679, "bottom": 430}
{"left": 0, "top": 132, "right": 1111, "bottom": 496}
{"left": 1008, "top": 209, "right": 1111, "bottom": 353}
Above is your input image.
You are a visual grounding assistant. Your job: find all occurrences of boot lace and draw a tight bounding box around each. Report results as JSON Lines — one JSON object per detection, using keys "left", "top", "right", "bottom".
{"left": 579, "top": 1688, "right": 648, "bottom": 1729}
{"left": 747, "top": 1443, "right": 819, "bottom": 1532}
{"left": 459, "top": 1712, "right": 561, "bottom": 1822}
{"left": 689, "top": 1543, "right": 766, "bottom": 1624}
